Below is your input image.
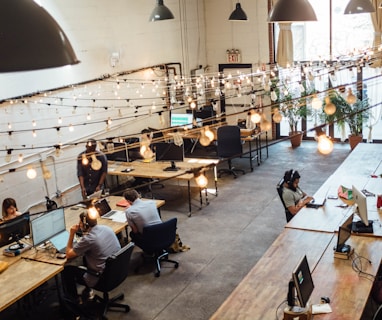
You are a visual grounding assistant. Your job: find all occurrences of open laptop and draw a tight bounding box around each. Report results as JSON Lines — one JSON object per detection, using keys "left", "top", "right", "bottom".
{"left": 49, "top": 230, "right": 70, "bottom": 253}
{"left": 306, "top": 195, "right": 327, "bottom": 209}
{"left": 95, "top": 198, "right": 124, "bottom": 219}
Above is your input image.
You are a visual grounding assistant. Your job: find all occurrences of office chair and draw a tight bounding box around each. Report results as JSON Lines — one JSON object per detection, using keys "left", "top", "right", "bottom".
{"left": 133, "top": 218, "right": 179, "bottom": 277}
{"left": 90, "top": 242, "right": 135, "bottom": 319}
{"left": 216, "top": 125, "right": 245, "bottom": 178}
{"left": 276, "top": 178, "right": 294, "bottom": 223}
{"left": 374, "top": 304, "right": 382, "bottom": 320}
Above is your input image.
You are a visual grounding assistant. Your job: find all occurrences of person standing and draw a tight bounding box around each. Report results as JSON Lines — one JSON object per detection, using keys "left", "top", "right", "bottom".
{"left": 77, "top": 139, "right": 108, "bottom": 199}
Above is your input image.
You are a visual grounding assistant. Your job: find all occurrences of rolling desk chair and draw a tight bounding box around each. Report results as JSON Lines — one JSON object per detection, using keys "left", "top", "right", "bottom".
{"left": 216, "top": 125, "right": 245, "bottom": 178}
{"left": 133, "top": 218, "right": 179, "bottom": 277}
{"left": 276, "top": 178, "right": 294, "bottom": 223}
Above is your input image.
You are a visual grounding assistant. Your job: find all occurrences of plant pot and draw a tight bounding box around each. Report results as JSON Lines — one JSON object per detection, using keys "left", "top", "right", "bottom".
{"left": 289, "top": 131, "right": 303, "bottom": 148}
{"left": 348, "top": 134, "right": 363, "bottom": 151}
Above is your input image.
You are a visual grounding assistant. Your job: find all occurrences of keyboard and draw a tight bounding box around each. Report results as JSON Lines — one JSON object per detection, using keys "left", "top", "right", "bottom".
{"left": 103, "top": 210, "right": 117, "bottom": 218}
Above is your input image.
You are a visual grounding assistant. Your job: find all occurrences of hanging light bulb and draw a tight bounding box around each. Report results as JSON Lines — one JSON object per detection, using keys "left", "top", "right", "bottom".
{"left": 90, "top": 154, "right": 102, "bottom": 170}
{"left": 88, "top": 205, "right": 99, "bottom": 219}
{"left": 324, "top": 96, "right": 336, "bottom": 115}
{"left": 106, "top": 139, "right": 114, "bottom": 153}
{"left": 250, "top": 111, "right": 261, "bottom": 124}
{"left": 199, "top": 129, "right": 212, "bottom": 147}
{"left": 272, "top": 109, "right": 283, "bottom": 123}
{"left": 69, "top": 124, "right": 74, "bottom": 132}
{"left": 27, "top": 165, "right": 37, "bottom": 179}
{"left": 82, "top": 153, "right": 89, "bottom": 166}
{"left": 311, "top": 94, "right": 323, "bottom": 110}
{"left": 140, "top": 145, "right": 154, "bottom": 159}
{"left": 55, "top": 146, "right": 62, "bottom": 157}
{"left": 270, "top": 90, "right": 278, "bottom": 101}
{"left": 87, "top": 113, "right": 91, "bottom": 121}
{"left": 346, "top": 88, "right": 357, "bottom": 104}
{"left": 5, "top": 149, "right": 12, "bottom": 163}
{"left": 204, "top": 126, "right": 214, "bottom": 142}
{"left": 194, "top": 171, "right": 208, "bottom": 189}
{"left": 32, "top": 130, "right": 37, "bottom": 137}
{"left": 316, "top": 128, "right": 334, "bottom": 155}
{"left": 18, "top": 154, "right": 23, "bottom": 163}
{"left": 260, "top": 113, "right": 271, "bottom": 131}
{"left": 41, "top": 162, "right": 52, "bottom": 180}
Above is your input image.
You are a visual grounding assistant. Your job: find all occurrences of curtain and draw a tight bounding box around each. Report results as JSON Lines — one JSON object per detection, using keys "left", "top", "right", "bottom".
{"left": 276, "top": 23, "right": 293, "bottom": 68}
{"left": 370, "top": 0, "right": 382, "bottom": 68}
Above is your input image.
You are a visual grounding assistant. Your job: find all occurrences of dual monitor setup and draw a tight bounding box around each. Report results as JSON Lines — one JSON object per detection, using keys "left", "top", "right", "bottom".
{"left": 0, "top": 207, "right": 69, "bottom": 255}
{"left": 107, "top": 140, "right": 185, "bottom": 172}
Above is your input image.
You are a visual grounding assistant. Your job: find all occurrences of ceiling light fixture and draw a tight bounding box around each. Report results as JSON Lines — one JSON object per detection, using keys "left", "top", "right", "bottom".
{"left": 268, "top": 0, "right": 317, "bottom": 22}
{"left": 0, "top": 0, "right": 79, "bottom": 72}
{"left": 229, "top": 2, "right": 248, "bottom": 21}
{"left": 344, "top": 0, "right": 375, "bottom": 14}
{"left": 149, "top": 0, "right": 174, "bottom": 22}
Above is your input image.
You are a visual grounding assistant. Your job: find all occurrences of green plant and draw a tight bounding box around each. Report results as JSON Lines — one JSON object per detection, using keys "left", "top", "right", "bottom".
{"left": 323, "top": 90, "right": 369, "bottom": 136}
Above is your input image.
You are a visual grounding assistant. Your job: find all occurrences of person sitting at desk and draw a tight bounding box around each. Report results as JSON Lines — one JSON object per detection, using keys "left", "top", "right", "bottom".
{"left": 2, "top": 198, "right": 22, "bottom": 221}
{"left": 123, "top": 189, "right": 162, "bottom": 242}
{"left": 62, "top": 210, "right": 121, "bottom": 303}
{"left": 282, "top": 170, "right": 313, "bottom": 217}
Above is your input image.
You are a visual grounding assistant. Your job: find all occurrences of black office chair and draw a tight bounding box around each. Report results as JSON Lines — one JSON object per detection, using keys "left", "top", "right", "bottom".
{"left": 133, "top": 218, "right": 179, "bottom": 277}
{"left": 216, "top": 125, "right": 245, "bottom": 178}
{"left": 276, "top": 178, "right": 294, "bottom": 223}
{"left": 374, "top": 304, "right": 382, "bottom": 320}
{"left": 91, "top": 242, "right": 135, "bottom": 319}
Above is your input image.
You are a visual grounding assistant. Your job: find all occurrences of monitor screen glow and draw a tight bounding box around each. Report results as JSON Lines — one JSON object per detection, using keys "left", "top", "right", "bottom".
{"left": 292, "top": 255, "right": 314, "bottom": 308}
{"left": 31, "top": 208, "right": 66, "bottom": 247}
{"left": 170, "top": 113, "right": 193, "bottom": 129}
{"left": 352, "top": 185, "right": 369, "bottom": 226}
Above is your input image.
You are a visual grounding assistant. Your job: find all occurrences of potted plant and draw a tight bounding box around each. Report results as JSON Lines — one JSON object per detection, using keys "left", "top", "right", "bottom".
{"left": 323, "top": 89, "right": 369, "bottom": 150}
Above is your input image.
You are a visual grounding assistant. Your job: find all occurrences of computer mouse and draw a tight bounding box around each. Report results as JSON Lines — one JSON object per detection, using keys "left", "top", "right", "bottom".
{"left": 321, "top": 296, "right": 330, "bottom": 304}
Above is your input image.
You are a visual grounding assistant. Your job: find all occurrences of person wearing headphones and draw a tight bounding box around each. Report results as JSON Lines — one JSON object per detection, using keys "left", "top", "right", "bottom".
{"left": 62, "top": 209, "right": 121, "bottom": 303}
{"left": 282, "top": 170, "right": 313, "bottom": 217}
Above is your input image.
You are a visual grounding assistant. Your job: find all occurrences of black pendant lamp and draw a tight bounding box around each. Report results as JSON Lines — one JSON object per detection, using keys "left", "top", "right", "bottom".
{"left": 149, "top": 0, "right": 175, "bottom": 22}
{"left": 229, "top": 2, "right": 248, "bottom": 21}
{"left": 0, "top": 0, "right": 79, "bottom": 72}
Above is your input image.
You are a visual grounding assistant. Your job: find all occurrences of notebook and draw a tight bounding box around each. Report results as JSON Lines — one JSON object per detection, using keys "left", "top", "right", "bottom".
{"left": 49, "top": 230, "right": 70, "bottom": 253}
{"left": 95, "top": 199, "right": 124, "bottom": 219}
{"left": 306, "top": 195, "right": 327, "bottom": 209}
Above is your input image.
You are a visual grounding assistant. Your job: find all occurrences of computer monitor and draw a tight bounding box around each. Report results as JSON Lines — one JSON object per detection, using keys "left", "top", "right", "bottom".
{"left": 30, "top": 207, "right": 66, "bottom": 247}
{"left": 154, "top": 142, "right": 184, "bottom": 171}
{"left": 335, "top": 213, "right": 354, "bottom": 253}
{"left": 170, "top": 113, "right": 194, "bottom": 129}
{"left": 287, "top": 255, "right": 314, "bottom": 309}
{"left": 352, "top": 185, "right": 369, "bottom": 226}
{"left": 0, "top": 212, "right": 30, "bottom": 249}
{"left": 106, "top": 142, "right": 129, "bottom": 162}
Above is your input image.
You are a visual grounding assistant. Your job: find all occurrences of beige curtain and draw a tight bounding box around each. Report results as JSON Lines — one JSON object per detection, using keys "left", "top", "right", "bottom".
{"left": 370, "top": 0, "right": 382, "bottom": 67}
{"left": 276, "top": 23, "right": 293, "bottom": 68}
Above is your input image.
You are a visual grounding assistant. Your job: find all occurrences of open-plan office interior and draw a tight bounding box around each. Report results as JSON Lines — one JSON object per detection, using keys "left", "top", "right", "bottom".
{"left": 1, "top": 0, "right": 382, "bottom": 319}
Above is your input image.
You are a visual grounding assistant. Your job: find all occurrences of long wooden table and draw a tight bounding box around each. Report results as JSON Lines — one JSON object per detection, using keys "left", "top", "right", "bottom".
{"left": 211, "top": 143, "right": 382, "bottom": 320}
{"left": 0, "top": 259, "right": 63, "bottom": 312}
{"left": 108, "top": 158, "right": 218, "bottom": 216}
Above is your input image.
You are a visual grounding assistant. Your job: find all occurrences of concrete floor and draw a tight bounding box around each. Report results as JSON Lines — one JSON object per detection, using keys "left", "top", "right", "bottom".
{"left": 2, "top": 140, "right": 378, "bottom": 319}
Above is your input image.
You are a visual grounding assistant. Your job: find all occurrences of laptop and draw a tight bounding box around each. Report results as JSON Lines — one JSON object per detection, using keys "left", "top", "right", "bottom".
{"left": 95, "top": 198, "right": 124, "bottom": 219}
{"left": 306, "top": 195, "right": 327, "bottom": 209}
{"left": 49, "top": 230, "right": 70, "bottom": 253}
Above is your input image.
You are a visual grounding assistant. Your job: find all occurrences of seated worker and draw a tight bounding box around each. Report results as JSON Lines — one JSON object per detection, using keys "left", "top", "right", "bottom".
{"left": 62, "top": 210, "right": 121, "bottom": 303}
{"left": 2, "top": 198, "right": 22, "bottom": 221}
{"left": 123, "top": 189, "right": 162, "bottom": 242}
{"left": 282, "top": 170, "right": 313, "bottom": 217}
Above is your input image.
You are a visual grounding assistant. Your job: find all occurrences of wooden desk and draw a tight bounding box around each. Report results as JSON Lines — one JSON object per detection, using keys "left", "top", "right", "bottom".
{"left": 211, "top": 143, "right": 382, "bottom": 320}
{"left": 210, "top": 229, "right": 334, "bottom": 320}
{"left": 0, "top": 259, "right": 62, "bottom": 312}
{"left": 108, "top": 159, "right": 218, "bottom": 216}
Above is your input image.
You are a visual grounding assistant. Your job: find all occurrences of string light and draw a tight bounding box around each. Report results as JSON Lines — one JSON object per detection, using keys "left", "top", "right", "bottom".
{"left": 194, "top": 171, "right": 208, "bottom": 189}
{"left": 26, "top": 165, "right": 37, "bottom": 179}
{"left": 18, "top": 154, "right": 23, "bottom": 163}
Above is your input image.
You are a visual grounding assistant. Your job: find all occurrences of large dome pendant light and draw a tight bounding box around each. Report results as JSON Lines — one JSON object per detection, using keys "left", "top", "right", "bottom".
{"left": 268, "top": 0, "right": 317, "bottom": 22}
{"left": 149, "top": 0, "right": 175, "bottom": 22}
{"left": 344, "top": 0, "right": 375, "bottom": 14}
{"left": 0, "top": 0, "right": 79, "bottom": 72}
